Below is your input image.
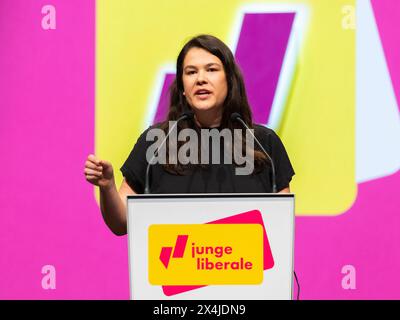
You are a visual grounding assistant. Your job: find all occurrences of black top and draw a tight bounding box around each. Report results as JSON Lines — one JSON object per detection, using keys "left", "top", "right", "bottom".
{"left": 120, "top": 124, "right": 295, "bottom": 194}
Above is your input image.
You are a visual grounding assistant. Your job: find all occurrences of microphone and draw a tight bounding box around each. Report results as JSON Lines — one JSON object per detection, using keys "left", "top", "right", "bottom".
{"left": 144, "top": 110, "right": 194, "bottom": 194}
{"left": 230, "top": 112, "right": 277, "bottom": 193}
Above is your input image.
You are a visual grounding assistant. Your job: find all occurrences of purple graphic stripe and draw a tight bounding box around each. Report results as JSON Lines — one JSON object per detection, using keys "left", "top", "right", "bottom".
{"left": 153, "top": 74, "right": 175, "bottom": 123}
{"left": 235, "top": 13, "right": 295, "bottom": 124}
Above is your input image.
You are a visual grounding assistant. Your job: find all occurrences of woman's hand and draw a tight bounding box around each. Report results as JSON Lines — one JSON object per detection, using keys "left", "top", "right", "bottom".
{"left": 84, "top": 154, "right": 115, "bottom": 190}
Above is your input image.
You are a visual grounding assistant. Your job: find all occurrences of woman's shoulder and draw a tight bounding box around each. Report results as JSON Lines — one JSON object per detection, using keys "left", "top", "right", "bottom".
{"left": 142, "top": 121, "right": 164, "bottom": 132}
{"left": 252, "top": 124, "right": 288, "bottom": 153}
{"left": 136, "top": 122, "right": 165, "bottom": 139}
{"left": 253, "top": 123, "right": 274, "bottom": 134}
{"left": 253, "top": 123, "right": 278, "bottom": 142}
{"left": 123, "top": 122, "right": 165, "bottom": 156}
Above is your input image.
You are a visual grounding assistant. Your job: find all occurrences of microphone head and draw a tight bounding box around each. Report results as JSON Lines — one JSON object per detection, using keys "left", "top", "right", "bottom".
{"left": 230, "top": 112, "right": 241, "bottom": 121}
{"left": 182, "top": 109, "right": 194, "bottom": 120}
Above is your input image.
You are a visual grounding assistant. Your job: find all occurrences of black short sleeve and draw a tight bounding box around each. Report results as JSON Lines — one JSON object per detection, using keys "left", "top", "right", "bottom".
{"left": 269, "top": 130, "right": 295, "bottom": 191}
{"left": 255, "top": 125, "right": 295, "bottom": 192}
{"left": 121, "top": 124, "right": 295, "bottom": 194}
{"left": 120, "top": 127, "right": 152, "bottom": 194}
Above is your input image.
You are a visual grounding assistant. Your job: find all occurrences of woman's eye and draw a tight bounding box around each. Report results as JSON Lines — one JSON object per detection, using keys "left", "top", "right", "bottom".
{"left": 187, "top": 70, "right": 196, "bottom": 75}
{"left": 208, "top": 68, "right": 217, "bottom": 72}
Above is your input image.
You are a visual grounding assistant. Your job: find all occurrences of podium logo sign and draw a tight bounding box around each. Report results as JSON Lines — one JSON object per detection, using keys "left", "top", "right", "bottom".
{"left": 148, "top": 224, "right": 264, "bottom": 285}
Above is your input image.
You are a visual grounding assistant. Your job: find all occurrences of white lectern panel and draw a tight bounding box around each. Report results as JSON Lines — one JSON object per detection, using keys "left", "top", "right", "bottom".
{"left": 127, "top": 194, "right": 294, "bottom": 300}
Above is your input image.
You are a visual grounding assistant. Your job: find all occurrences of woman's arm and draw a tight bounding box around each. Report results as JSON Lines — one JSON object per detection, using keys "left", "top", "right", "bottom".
{"left": 85, "top": 154, "right": 136, "bottom": 236}
{"left": 99, "top": 178, "right": 135, "bottom": 236}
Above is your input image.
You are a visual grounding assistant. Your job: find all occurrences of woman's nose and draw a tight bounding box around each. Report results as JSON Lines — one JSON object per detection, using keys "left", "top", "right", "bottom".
{"left": 196, "top": 70, "right": 207, "bottom": 84}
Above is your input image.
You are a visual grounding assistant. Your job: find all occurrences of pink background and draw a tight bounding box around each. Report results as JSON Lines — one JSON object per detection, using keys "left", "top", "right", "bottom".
{"left": 0, "top": 0, "right": 127, "bottom": 299}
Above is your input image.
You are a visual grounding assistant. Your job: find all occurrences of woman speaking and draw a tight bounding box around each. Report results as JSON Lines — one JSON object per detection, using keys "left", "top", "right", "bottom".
{"left": 84, "top": 35, "right": 295, "bottom": 235}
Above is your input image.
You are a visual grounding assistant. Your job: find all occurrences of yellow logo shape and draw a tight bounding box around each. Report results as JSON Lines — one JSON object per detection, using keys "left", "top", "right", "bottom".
{"left": 148, "top": 224, "right": 264, "bottom": 286}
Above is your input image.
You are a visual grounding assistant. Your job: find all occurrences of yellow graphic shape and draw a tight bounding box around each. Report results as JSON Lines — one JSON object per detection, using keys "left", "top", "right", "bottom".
{"left": 279, "top": 1, "right": 356, "bottom": 215}
{"left": 148, "top": 224, "right": 264, "bottom": 285}
{"left": 96, "top": 0, "right": 356, "bottom": 215}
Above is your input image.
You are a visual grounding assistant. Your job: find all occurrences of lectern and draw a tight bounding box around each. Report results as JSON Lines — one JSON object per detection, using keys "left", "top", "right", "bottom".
{"left": 127, "top": 193, "right": 295, "bottom": 300}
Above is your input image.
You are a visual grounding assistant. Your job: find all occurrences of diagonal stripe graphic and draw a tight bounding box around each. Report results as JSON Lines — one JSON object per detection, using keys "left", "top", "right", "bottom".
{"left": 172, "top": 235, "right": 189, "bottom": 258}
{"left": 159, "top": 247, "right": 173, "bottom": 269}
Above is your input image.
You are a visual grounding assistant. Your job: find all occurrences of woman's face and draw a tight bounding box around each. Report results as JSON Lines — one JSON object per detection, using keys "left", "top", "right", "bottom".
{"left": 182, "top": 47, "right": 228, "bottom": 115}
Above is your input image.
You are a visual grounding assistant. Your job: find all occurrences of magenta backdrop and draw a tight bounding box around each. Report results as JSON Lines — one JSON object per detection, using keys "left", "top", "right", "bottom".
{"left": 0, "top": 0, "right": 128, "bottom": 299}
{"left": 295, "top": 0, "right": 400, "bottom": 299}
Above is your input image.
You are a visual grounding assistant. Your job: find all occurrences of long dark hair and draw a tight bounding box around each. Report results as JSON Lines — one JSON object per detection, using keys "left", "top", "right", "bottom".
{"left": 160, "top": 34, "right": 267, "bottom": 174}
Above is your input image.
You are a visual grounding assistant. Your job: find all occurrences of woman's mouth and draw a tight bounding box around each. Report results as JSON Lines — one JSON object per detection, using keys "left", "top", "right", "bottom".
{"left": 195, "top": 89, "right": 212, "bottom": 100}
